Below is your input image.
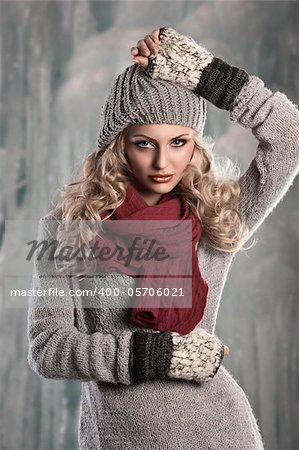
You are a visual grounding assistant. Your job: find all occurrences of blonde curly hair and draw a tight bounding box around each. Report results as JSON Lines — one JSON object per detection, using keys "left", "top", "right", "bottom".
{"left": 51, "top": 127, "right": 250, "bottom": 276}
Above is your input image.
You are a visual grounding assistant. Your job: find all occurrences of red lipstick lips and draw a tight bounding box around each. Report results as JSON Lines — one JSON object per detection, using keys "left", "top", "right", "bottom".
{"left": 149, "top": 174, "right": 174, "bottom": 183}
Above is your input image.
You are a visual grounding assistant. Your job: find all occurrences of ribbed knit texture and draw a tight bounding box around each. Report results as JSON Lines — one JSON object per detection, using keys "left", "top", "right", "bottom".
{"left": 194, "top": 57, "right": 249, "bottom": 110}
{"left": 96, "top": 63, "right": 207, "bottom": 149}
{"left": 131, "top": 331, "right": 173, "bottom": 382}
{"left": 27, "top": 74, "right": 299, "bottom": 449}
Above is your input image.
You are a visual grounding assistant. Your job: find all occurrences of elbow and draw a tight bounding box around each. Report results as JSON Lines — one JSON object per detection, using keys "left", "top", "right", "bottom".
{"left": 27, "top": 323, "right": 66, "bottom": 380}
{"left": 27, "top": 351, "right": 48, "bottom": 379}
{"left": 27, "top": 347, "right": 56, "bottom": 380}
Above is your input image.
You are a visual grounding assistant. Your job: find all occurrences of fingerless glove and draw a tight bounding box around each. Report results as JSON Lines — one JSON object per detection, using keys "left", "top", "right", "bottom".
{"left": 130, "top": 327, "right": 225, "bottom": 384}
{"left": 147, "top": 26, "right": 249, "bottom": 111}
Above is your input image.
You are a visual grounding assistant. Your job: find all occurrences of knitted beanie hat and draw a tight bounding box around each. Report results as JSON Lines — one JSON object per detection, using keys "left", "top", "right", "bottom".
{"left": 97, "top": 63, "right": 207, "bottom": 149}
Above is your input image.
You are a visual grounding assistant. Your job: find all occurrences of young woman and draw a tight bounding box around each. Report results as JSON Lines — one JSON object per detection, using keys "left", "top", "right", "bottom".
{"left": 27, "top": 27, "right": 299, "bottom": 449}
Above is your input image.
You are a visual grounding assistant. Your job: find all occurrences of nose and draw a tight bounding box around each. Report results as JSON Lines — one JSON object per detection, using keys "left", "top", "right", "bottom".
{"left": 152, "top": 146, "right": 169, "bottom": 169}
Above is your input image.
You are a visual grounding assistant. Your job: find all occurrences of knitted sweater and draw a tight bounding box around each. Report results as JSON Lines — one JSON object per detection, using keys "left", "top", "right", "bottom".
{"left": 27, "top": 63, "right": 299, "bottom": 449}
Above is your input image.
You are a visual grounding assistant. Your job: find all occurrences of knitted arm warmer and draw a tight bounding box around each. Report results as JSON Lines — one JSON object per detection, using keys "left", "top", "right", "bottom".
{"left": 147, "top": 26, "right": 249, "bottom": 111}
{"left": 130, "top": 328, "right": 225, "bottom": 384}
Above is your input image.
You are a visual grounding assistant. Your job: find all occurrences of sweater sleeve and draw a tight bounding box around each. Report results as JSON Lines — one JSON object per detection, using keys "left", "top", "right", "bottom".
{"left": 27, "top": 214, "right": 133, "bottom": 385}
{"left": 228, "top": 75, "right": 299, "bottom": 242}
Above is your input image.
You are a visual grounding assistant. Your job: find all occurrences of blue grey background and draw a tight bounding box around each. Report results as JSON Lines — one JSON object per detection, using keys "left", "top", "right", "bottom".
{"left": 0, "top": 1, "right": 298, "bottom": 449}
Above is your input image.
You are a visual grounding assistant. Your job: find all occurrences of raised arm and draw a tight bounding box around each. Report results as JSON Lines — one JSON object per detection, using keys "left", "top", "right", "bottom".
{"left": 139, "top": 27, "right": 299, "bottom": 243}
{"left": 228, "top": 76, "right": 299, "bottom": 242}
{"left": 27, "top": 214, "right": 225, "bottom": 384}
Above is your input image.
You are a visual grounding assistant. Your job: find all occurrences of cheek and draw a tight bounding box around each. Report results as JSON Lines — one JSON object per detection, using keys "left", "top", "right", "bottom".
{"left": 125, "top": 148, "right": 138, "bottom": 166}
{"left": 175, "top": 150, "right": 194, "bottom": 169}
{"left": 188, "top": 145, "right": 195, "bottom": 161}
{"left": 125, "top": 150, "right": 148, "bottom": 173}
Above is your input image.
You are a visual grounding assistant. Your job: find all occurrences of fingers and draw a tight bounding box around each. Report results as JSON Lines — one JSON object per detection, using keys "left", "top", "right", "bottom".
{"left": 150, "top": 28, "right": 160, "bottom": 43}
{"left": 224, "top": 345, "right": 230, "bottom": 356}
{"left": 132, "top": 54, "right": 150, "bottom": 68}
{"left": 144, "top": 33, "right": 159, "bottom": 53}
{"left": 130, "top": 29, "right": 161, "bottom": 68}
{"left": 131, "top": 36, "right": 159, "bottom": 56}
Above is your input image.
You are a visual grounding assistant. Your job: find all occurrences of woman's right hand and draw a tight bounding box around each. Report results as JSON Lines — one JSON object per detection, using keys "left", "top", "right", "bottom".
{"left": 167, "top": 329, "right": 227, "bottom": 383}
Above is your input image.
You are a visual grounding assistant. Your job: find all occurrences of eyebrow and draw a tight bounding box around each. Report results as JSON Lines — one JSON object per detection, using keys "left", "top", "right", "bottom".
{"left": 130, "top": 133, "right": 191, "bottom": 141}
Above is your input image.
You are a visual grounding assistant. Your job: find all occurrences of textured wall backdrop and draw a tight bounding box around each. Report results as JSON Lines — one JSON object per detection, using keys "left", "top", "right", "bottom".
{"left": 0, "top": 1, "right": 298, "bottom": 450}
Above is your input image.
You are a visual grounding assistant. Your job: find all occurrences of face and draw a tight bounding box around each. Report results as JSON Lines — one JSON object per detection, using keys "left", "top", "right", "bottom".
{"left": 123, "top": 124, "right": 195, "bottom": 206}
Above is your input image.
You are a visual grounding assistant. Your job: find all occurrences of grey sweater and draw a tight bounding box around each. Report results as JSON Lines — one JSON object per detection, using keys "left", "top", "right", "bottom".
{"left": 27, "top": 72, "right": 299, "bottom": 448}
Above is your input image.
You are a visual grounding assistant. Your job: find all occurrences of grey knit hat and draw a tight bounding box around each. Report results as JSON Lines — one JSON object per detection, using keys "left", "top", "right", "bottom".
{"left": 97, "top": 63, "right": 207, "bottom": 149}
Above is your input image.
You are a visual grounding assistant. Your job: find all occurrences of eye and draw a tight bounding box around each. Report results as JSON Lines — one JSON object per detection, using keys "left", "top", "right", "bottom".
{"left": 135, "top": 140, "right": 154, "bottom": 148}
{"left": 134, "top": 139, "right": 187, "bottom": 148}
{"left": 172, "top": 139, "right": 187, "bottom": 147}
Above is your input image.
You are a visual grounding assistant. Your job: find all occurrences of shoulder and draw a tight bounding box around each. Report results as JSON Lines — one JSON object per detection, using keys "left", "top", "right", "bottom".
{"left": 38, "top": 209, "right": 63, "bottom": 239}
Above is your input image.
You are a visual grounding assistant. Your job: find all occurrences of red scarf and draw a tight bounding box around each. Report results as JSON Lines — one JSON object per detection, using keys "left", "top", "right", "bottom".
{"left": 97, "top": 182, "right": 209, "bottom": 335}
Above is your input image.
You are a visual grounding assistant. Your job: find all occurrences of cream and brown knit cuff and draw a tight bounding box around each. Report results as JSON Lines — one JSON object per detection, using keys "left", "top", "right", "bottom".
{"left": 130, "top": 328, "right": 224, "bottom": 384}
{"left": 147, "top": 26, "right": 250, "bottom": 111}
{"left": 148, "top": 27, "right": 213, "bottom": 91}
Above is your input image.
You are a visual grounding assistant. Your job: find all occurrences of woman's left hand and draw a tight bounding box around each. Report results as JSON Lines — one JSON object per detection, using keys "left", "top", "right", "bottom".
{"left": 130, "top": 29, "right": 160, "bottom": 68}
{"left": 130, "top": 27, "right": 214, "bottom": 92}
{"left": 130, "top": 26, "right": 250, "bottom": 112}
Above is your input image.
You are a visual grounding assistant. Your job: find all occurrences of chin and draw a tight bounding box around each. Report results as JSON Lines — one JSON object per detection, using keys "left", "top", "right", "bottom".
{"left": 151, "top": 184, "right": 173, "bottom": 193}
